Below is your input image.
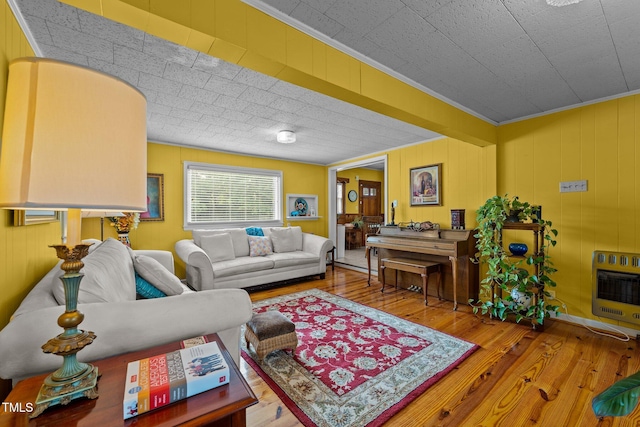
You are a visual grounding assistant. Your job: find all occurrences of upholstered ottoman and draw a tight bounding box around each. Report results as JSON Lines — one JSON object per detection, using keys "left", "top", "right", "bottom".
{"left": 245, "top": 311, "right": 298, "bottom": 360}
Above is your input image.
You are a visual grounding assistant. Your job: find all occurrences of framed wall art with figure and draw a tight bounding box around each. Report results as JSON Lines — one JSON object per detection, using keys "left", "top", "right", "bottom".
{"left": 410, "top": 164, "right": 442, "bottom": 206}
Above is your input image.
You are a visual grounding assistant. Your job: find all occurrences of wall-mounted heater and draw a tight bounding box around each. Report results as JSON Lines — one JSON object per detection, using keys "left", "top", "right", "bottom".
{"left": 592, "top": 250, "right": 640, "bottom": 326}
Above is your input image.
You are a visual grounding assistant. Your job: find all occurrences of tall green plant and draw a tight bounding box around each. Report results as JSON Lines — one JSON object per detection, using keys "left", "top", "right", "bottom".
{"left": 470, "top": 195, "right": 559, "bottom": 325}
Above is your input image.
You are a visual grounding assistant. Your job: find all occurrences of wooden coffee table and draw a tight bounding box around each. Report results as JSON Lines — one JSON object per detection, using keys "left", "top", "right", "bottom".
{"left": 0, "top": 333, "right": 258, "bottom": 427}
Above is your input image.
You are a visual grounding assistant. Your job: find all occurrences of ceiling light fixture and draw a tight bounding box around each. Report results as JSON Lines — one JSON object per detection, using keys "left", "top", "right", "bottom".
{"left": 277, "top": 130, "right": 296, "bottom": 144}
{"left": 546, "top": 0, "right": 584, "bottom": 6}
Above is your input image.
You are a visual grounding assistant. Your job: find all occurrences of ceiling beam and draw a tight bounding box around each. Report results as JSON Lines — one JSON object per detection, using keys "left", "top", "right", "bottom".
{"left": 60, "top": 0, "right": 497, "bottom": 147}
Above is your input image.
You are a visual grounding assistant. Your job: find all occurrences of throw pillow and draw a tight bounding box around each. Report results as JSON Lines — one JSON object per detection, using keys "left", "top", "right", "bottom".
{"left": 249, "top": 235, "right": 273, "bottom": 256}
{"left": 270, "top": 227, "right": 299, "bottom": 253}
{"left": 192, "top": 229, "right": 250, "bottom": 257}
{"left": 135, "top": 273, "right": 166, "bottom": 298}
{"left": 133, "top": 255, "right": 184, "bottom": 296}
{"left": 290, "top": 226, "right": 303, "bottom": 251}
{"left": 245, "top": 227, "right": 264, "bottom": 236}
{"left": 200, "top": 233, "right": 236, "bottom": 262}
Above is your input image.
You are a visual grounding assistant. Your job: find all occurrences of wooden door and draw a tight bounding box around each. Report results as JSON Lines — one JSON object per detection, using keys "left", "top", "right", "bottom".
{"left": 359, "top": 180, "right": 381, "bottom": 217}
{"left": 359, "top": 180, "right": 381, "bottom": 245}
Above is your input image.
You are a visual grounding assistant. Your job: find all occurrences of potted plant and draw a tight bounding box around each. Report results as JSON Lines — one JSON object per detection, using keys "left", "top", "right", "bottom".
{"left": 470, "top": 195, "right": 559, "bottom": 326}
{"left": 351, "top": 217, "right": 364, "bottom": 229}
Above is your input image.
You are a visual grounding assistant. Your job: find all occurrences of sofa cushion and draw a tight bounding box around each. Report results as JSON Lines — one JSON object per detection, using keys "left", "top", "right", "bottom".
{"left": 135, "top": 273, "right": 167, "bottom": 298}
{"left": 249, "top": 235, "right": 273, "bottom": 256}
{"left": 268, "top": 252, "right": 320, "bottom": 268}
{"left": 211, "top": 257, "right": 274, "bottom": 278}
{"left": 193, "top": 229, "right": 250, "bottom": 257}
{"left": 200, "top": 233, "right": 236, "bottom": 262}
{"left": 270, "top": 227, "right": 303, "bottom": 253}
{"left": 52, "top": 238, "right": 136, "bottom": 305}
{"left": 134, "top": 255, "right": 184, "bottom": 296}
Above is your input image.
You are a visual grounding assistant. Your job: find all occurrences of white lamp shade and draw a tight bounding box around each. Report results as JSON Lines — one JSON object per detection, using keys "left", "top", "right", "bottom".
{"left": 0, "top": 58, "right": 147, "bottom": 211}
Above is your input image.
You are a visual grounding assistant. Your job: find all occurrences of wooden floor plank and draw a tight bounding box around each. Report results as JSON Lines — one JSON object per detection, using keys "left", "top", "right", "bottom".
{"left": 241, "top": 267, "right": 640, "bottom": 426}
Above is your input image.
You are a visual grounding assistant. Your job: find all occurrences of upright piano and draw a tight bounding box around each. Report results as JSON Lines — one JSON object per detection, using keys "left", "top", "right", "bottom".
{"left": 366, "top": 226, "right": 479, "bottom": 309}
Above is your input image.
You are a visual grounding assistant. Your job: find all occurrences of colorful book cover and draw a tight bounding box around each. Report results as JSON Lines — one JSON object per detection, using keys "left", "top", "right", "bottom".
{"left": 148, "top": 353, "right": 170, "bottom": 409}
{"left": 180, "top": 342, "right": 229, "bottom": 396}
{"left": 123, "top": 361, "right": 140, "bottom": 419}
{"left": 137, "top": 357, "right": 150, "bottom": 414}
{"left": 166, "top": 350, "right": 187, "bottom": 402}
{"left": 123, "top": 341, "right": 229, "bottom": 419}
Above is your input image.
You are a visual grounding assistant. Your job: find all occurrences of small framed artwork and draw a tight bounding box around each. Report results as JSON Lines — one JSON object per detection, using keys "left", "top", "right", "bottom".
{"left": 140, "top": 173, "right": 164, "bottom": 221}
{"left": 410, "top": 163, "right": 442, "bottom": 206}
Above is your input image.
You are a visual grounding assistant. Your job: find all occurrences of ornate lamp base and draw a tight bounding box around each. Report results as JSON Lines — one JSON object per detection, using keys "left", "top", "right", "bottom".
{"left": 32, "top": 365, "right": 99, "bottom": 418}
{"left": 30, "top": 244, "right": 100, "bottom": 418}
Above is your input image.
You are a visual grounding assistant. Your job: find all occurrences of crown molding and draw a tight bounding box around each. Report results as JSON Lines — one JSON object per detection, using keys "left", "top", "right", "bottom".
{"left": 7, "top": 0, "right": 44, "bottom": 57}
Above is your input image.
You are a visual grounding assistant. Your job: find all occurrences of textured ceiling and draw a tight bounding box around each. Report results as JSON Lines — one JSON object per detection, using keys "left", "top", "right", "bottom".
{"left": 10, "top": 0, "right": 640, "bottom": 166}
{"left": 10, "top": 0, "right": 440, "bottom": 166}
{"left": 249, "top": 0, "right": 640, "bottom": 123}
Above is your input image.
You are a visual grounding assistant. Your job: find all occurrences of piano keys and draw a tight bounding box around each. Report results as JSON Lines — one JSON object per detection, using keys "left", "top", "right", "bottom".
{"left": 366, "top": 226, "right": 479, "bottom": 310}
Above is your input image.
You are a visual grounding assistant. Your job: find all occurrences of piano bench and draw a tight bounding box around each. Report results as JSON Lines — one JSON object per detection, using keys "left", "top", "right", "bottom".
{"left": 380, "top": 257, "right": 443, "bottom": 306}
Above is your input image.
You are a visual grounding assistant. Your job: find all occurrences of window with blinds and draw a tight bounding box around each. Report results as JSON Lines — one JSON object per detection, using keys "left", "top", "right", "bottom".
{"left": 184, "top": 162, "right": 283, "bottom": 229}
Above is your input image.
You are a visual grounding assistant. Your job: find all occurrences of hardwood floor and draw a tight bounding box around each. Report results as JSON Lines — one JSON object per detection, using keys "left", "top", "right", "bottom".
{"left": 240, "top": 267, "right": 640, "bottom": 426}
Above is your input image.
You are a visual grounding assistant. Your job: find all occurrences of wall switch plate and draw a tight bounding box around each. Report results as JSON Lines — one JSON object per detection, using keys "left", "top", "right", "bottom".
{"left": 559, "top": 180, "right": 587, "bottom": 193}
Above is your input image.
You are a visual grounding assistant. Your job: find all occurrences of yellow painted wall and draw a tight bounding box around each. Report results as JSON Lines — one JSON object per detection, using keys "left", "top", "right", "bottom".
{"left": 498, "top": 95, "right": 640, "bottom": 327}
{"left": 337, "top": 168, "right": 385, "bottom": 215}
{"left": 82, "top": 143, "right": 330, "bottom": 279}
{"left": 387, "top": 138, "right": 496, "bottom": 229}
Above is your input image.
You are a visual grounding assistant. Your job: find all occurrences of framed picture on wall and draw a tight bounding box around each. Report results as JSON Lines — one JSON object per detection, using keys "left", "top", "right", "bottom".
{"left": 140, "top": 173, "right": 164, "bottom": 221}
{"left": 12, "top": 210, "right": 60, "bottom": 226}
{"left": 410, "top": 163, "right": 442, "bottom": 206}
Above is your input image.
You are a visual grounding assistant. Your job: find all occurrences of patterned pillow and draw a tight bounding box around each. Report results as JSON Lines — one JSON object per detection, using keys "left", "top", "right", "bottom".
{"left": 249, "top": 235, "right": 273, "bottom": 257}
{"left": 135, "top": 273, "right": 166, "bottom": 299}
{"left": 245, "top": 227, "right": 264, "bottom": 236}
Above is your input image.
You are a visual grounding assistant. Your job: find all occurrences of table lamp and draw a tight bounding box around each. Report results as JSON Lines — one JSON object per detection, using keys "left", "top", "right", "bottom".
{"left": 0, "top": 58, "right": 147, "bottom": 417}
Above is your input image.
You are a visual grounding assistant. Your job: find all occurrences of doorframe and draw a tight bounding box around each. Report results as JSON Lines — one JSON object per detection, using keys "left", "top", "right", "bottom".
{"left": 327, "top": 154, "right": 388, "bottom": 248}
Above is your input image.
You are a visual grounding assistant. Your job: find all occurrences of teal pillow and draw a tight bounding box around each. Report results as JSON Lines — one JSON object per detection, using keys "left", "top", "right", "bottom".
{"left": 135, "top": 273, "right": 166, "bottom": 299}
{"left": 246, "top": 227, "right": 264, "bottom": 236}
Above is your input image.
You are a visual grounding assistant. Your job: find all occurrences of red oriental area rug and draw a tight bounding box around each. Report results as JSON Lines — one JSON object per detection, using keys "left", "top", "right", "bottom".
{"left": 241, "top": 289, "right": 478, "bottom": 427}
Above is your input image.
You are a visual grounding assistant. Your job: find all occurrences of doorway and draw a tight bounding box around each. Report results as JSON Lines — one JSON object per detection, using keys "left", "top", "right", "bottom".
{"left": 327, "top": 155, "right": 387, "bottom": 273}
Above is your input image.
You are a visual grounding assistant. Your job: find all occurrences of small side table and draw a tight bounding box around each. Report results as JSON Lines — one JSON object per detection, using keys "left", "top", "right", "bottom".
{"left": 0, "top": 333, "right": 258, "bottom": 427}
{"left": 345, "top": 228, "right": 362, "bottom": 250}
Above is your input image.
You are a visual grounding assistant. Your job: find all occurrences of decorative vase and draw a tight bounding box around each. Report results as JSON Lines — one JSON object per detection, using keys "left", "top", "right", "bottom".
{"left": 508, "top": 242, "right": 528, "bottom": 256}
{"left": 117, "top": 232, "right": 131, "bottom": 247}
{"left": 510, "top": 288, "right": 532, "bottom": 309}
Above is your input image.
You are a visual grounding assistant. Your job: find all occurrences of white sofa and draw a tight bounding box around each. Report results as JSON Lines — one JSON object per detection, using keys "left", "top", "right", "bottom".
{"left": 0, "top": 238, "right": 253, "bottom": 383}
{"left": 175, "top": 226, "right": 334, "bottom": 291}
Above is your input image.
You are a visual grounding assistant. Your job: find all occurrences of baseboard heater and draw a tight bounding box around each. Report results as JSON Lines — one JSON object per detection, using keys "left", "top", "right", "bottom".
{"left": 592, "top": 250, "right": 640, "bottom": 326}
